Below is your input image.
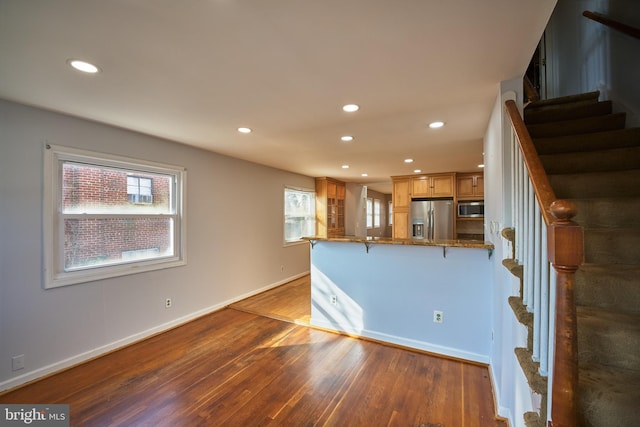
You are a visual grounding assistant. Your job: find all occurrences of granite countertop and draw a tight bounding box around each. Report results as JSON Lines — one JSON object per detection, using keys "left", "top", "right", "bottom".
{"left": 301, "top": 236, "right": 494, "bottom": 250}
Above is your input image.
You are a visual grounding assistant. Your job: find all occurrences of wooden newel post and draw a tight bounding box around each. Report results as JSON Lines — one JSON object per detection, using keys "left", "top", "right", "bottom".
{"left": 547, "top": 200, "right": 583, "bottom": 427}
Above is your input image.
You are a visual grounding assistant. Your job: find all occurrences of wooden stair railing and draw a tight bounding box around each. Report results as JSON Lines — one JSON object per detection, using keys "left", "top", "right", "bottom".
{"left": 505, "top": 100, "right": 584, "bottom": 427}
{"left": 524, "top": 75, "right": 540, "bottom": 104}
{"left": 583, "top": 11, "right": 640, "bottom": 40}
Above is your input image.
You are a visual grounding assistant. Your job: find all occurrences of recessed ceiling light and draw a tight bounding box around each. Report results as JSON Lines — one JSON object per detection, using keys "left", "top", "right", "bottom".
{"left": 478, "top": 164, "right": 485, "bottom": 168}
{"left": 237, "top": 127, "right": 252, "bottom": 133}
{"left": 342, "top": 165, "right": 350, "bottom": 169}
{"left": 341, "top": 135, "right": 354, "bottom": 142}
{"left": 342, "top": 104, "right": 359, "bottom": 113}
{"left": 429, "top": 121, "right": 445, "bottom": 129}
{"left": 361, "top": 173, "right": 368, "bottom": 177}
{"left": 414, "top": 169, "right": 422, "bottom": 173}
{"left": 404, "top": 158, "right": 414, "bottom": 163}
{"left": 68, "top": 59, "right": 100, "bottom": 74}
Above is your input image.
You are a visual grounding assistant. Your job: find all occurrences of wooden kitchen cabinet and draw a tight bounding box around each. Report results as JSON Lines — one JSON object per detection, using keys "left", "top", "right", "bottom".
{"left": 411, "top": 177, "right": 430, "bottom": 198}
{"left": 393, "top": 178, "right": 411, "bottom": 209}
{"left": 392, "top": 178, "right": 411, "bottom": 239}
{"left": 393, "top": 211, "right": 410, "bottom": 239}
{"left": 456, "top": 173, "right": 484, "bottom": 199}
{"left": 411, "top": 174, "right": 455, "bottom": 198}
{"left": 316, "top": 177, "right": 346, "bottom": 238}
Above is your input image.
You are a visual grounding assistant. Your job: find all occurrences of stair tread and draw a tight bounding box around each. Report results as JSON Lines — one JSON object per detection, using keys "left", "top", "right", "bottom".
{"left": 540, "top": 145, "right": 640, "bottom": 174}
{"left": 579, "top": 262, "right": 640, "bottom": 273}
{"left": 548, "top": 168, "right": 640, "bottom": 178}
{"left": 578, "top": 363, "right": 640, "bottom": 427}
{"left": 577, "top": 306, "right": 640, "bottom": 371}
{"left": 576, "top": 264, "right": 640, "bottom": 315}
{"left": 584, "top": 226, "right": 640, "bottom": 233}
{"left": 548, "top": 169, "right": 640, "bottom": 199}
{"left": 578, "top": 305, "right": 640, "bottom": 331}
{"left": 527, "top": 113, "right": 626, "bottom": 138}
{"left": 527, "top": 91, "right": 600, "bottom": 109}
{"left": 525, "top": 100, "right": 612, "bottom": 125}
{"left": 583, "top": 227, "right": 640, "bottom": 264}
{"left": 534, "top": 127, "right": 640, "bottom": 154}
{"left": 570, "top": 196, "right": 640, "bottom": 228}
{"left": 578, "top": 263, "right": 640, "bottom": 287}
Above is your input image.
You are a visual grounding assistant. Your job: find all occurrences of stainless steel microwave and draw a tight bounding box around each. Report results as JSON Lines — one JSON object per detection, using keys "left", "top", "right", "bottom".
{"left": 457, "top": 201, "right": 484, "bottom": 218}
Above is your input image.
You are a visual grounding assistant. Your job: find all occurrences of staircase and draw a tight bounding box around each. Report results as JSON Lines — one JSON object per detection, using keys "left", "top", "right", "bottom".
{"left": 524, "top": 92, "right": 640, "bottom": 426}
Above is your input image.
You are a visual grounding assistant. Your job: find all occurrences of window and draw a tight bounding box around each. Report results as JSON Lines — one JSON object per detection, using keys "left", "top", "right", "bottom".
{"left": 366, "top": 198, "right": 373, "bottom": 229}
{"left": 388, "top": 200, "right": 393, "bottom": 226}
{"left": 44, "top": 144, "right": 186, "bottom": 288}
{"left": 374, "top": 199, "right": 381, "bottom": 228}
{"left": 284, "top": 186, "right": 315, "bottom": 244}
{"left": 127, "top": 176, "right": 153, "bottom": 204}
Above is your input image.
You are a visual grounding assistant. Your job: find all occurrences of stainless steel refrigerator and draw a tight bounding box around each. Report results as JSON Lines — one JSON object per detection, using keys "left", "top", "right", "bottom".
{"left": 410, "top": 198, "right": 454, "bottom": 240}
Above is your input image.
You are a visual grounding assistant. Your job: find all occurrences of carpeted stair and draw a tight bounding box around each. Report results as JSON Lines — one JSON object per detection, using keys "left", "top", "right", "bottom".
{"left": 524, "top": 91, "right": 640, "bottom": 427}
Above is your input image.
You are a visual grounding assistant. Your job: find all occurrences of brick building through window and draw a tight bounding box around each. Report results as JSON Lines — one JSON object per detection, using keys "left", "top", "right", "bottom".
{"left": 62, "top": 163, "right": 172, "bottom": 270}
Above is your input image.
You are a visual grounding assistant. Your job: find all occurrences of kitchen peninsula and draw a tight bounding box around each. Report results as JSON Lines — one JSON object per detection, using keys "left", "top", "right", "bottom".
{"left": 304, "top": 236, "right": 495, "bottom": 363}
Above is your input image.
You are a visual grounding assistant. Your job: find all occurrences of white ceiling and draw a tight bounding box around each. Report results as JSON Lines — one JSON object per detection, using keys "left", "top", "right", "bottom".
{"left": 0, "top": 0, "right": 555, "bottom": 193}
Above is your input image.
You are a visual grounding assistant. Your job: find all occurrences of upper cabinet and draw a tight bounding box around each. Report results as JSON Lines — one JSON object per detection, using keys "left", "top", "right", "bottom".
{"left": 411, "top": 174, "right": 455, "bottom": 198}
{"left": 393, "top": 178, "right": 411, "bottom": 209}
{"left": 316, "top": 177, "right": 346, "bottom": 238}
{"left": 456, "top": 173, "right": 484, "bottom": 199}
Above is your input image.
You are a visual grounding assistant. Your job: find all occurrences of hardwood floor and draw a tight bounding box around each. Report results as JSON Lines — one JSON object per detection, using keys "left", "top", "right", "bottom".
{"left": 1, "top": 276, "right": 506, "bottom": 426}
{"left": 229, "top": 275, "right": 311, "bottom": 325}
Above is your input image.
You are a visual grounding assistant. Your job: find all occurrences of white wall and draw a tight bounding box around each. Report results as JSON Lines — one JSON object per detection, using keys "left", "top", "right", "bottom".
{"left": 484, "top": 79, "right": 540, "bottom": 426}
{"left": 310, "top": 241, "right": 494, "bottom": 363}
{"left": 0, "top": 100, "right": 313, "bottom": 391}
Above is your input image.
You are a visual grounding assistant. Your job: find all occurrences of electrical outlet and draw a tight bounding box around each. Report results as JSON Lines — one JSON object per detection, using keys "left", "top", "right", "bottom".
{"left": 12, "top": 354, "right": 25, "bottom": 371}
{"left": 433, "top": 310, "right": 444, "bottom": 324}
{"left": 165, "top": 298, "right": 172, "bottom": 308}
{"left": 330, "top": 295, "right": 337, "bottom": 305}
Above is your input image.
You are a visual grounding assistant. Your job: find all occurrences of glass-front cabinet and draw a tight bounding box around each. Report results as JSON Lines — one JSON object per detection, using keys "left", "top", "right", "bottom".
{"left": 316, "top": 177, "right": 346, "bottom": 238}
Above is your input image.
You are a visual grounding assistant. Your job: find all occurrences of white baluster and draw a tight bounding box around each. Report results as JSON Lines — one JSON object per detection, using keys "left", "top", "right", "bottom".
{"left": 540, "top": 224, "right": 550, "bottom": 376}
{"left": 525, "top": 179, "right": 535, "bottom": 310}
{"left": 533, "top": 199, "right": 542, "bottom": 362}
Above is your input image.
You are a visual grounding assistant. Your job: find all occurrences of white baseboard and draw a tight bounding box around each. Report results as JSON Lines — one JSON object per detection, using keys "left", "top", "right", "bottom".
{"left": 310, "top": 318, "right": 490, "bottom": 365}
{"left": 489, "top": 362, "right": 514, "bottom": 425}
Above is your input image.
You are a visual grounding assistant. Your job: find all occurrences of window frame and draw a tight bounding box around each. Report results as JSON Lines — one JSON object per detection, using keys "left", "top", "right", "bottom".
{"left": 366, "top": 197, "right": 373, "bottom": 229}
{"left": 283, "top": 185, "right": 316, "bottom": 246}
{"left": 43, "top": 144, "right": 187, "bottom": 289}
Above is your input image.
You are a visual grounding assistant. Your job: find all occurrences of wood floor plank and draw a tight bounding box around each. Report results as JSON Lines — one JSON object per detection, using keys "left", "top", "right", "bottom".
{"left": 229, "top": 275, "right": 311, "bottom": 325}
{"left": 1, "top": 276, "right": 506, "bottom": 426}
